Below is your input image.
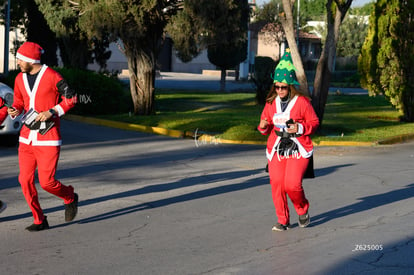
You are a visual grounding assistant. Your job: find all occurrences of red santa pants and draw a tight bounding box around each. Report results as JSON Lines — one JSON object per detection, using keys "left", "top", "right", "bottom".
{"left": 268, "top": 155, "right": 310, "bottom": 225}
{"left": 18, "top": 143, "right": 74, "bottom": 224}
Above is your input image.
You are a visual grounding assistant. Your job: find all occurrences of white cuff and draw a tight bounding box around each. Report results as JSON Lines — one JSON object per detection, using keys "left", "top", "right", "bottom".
{"left": 55, "top": 105, "right": 65, "bottom": 117}
{"left": 297, "top": 123, "right": 304, "bottom": 134}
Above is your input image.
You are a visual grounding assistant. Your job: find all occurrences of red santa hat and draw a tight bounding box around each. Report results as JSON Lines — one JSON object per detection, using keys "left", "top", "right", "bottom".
{"left": 16, "top": 42, "right": 44, "bottom": 64}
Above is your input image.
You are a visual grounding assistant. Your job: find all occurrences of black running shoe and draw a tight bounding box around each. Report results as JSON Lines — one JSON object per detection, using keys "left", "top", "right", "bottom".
{"left": 0, "top": 200, "right": 6, "bottom": 214}
{"left": 65, "top": 193, "right": 78, "bottom": 222}
{"left": 298, "top": 212, "right": 310, "bottom": 228}
{"left": 26, "top": 216, "right": 50, "bottom": 232}
{"left": 272, "top": 223, "right": 291, "bottom": 231}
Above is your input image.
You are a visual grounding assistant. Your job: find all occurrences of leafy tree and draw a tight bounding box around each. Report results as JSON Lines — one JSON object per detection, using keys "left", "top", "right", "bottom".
{"left": 0, "top": 0, "right": 58, "bottom": 66}
{"left": 336, "top": 14, "right": 368, "bottom": 57}
{"left": 35, "top": 0, "right": 92, "bottom": 69}
{"left": 311, "top": 0, "right": 353, "bottom": 124}
{"left": 165, "top": 8, "right": 200, "bottom": 63}
{"left": 254, "top": 0, "right": 283, "bottom": 23}
{"left": 300, "top": 0, "right": 326, "bottom": 21}
{"left": 1, "top": 0, "right": 110, "bottom": 71}
{"left": 349, "top": 2, "right": 374, "bottom": 15}
{"left": 25, "top": 0, "right": 58, "bottom": 66}
{"left": 255, "top": 0, "right": 325, "bottom": 24}
{"left": 36, "top": 0, "right": 184, "bottom": 115}
{"left": 91, "top": 37, "right": 112, "bottom": 74}
{"left": 261, "top": 22, "right": 286, "bottom": 54}
{"left": 278, "top": 0, "right": 310, "bottom": 95}
{"left": 359, "top": 0, "right": 414, "bottom": 122}
{"left": 251, "top": 56, "right": 277, "bottom": 104}
{"left": 170, "top": 0, "right": 250, "bottom": 91}
{"left": 254, "top": 0, "right": 285, "bottom": 52}
{"left": 18, "top": 0, "right": 248, "bottom": 114}
{"left": 202, "top": 0, "right": 249, "bottom": 91}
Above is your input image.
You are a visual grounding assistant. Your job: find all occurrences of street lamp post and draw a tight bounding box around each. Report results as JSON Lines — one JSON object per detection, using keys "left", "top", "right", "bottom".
{"left": 3, "top": 0, "right": 10, "bottom": 76}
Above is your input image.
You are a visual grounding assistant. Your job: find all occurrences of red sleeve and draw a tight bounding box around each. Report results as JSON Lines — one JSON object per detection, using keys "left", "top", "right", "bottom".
{"left": 257, "top": 102, "right": 274, "bottom": 135}
{"left": 0, "top": 106, "right": 7, "bottom": 124}
{"left": 12, "top": 73, "right": 25, "bottom": 114}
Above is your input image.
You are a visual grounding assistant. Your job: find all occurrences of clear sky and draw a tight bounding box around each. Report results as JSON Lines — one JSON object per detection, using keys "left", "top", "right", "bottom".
{"left": 255, "top": 0, "right": 374, "bottom": 8}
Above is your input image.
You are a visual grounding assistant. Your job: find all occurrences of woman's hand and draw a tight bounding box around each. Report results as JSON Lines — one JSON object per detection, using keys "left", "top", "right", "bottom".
{"left": 286, "top": 121, "right": 298, "bottom": 133}
{"left": 259, "top": 118, "right": 269, "bottom": 129}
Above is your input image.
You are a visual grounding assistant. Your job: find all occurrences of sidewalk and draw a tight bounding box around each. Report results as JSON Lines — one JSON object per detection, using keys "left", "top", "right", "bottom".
{"left": 121, "top": 71, "right": 369, "bottom": 94}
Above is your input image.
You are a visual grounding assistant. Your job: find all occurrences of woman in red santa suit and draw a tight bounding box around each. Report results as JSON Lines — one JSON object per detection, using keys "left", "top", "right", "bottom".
{"left": 8, "top": 41, "right": 78, "bottom": 231}
{"left": 258, "top": 49, "right": 319, "bottom": 231}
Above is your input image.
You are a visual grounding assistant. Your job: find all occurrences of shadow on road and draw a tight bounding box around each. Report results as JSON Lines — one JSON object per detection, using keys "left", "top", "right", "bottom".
{"left": 0, "top": 168, "right": 267, "bottom": 226}
{"left": 310, "top": 183, "right": 414, "bottom": 227}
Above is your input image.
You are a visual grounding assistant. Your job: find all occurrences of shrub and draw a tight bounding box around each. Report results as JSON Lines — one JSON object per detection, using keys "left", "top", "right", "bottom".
{"left": 55, "top": 68, "right": 131, "bottom": 115}
{"left": 251, "top": 56, "right": 277, "bottom": 105}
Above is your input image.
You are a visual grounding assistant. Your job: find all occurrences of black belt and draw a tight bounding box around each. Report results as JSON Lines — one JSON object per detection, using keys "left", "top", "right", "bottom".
{"left": 275, "top": 130, "right": 301, "bottom": 138}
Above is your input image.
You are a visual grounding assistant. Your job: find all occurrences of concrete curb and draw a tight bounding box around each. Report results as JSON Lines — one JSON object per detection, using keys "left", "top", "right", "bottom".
{"left": 64, "top": 114, "right": 413, "bottom": 147}
{"left": 65, "top": 114, "right": 190, "bottom": 139}
{"left": 317, "top": 140, "right": 374, "bottom": 146}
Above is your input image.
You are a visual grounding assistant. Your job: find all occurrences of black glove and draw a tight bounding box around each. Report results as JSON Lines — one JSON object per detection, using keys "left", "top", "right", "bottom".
{"left": 285, "top": 118, "right": 294, "bottom": 128}
{"left": 57, "top": 79, "right": 76, "bottom": 99}
{"left": 0, "top": 93, "right": 13, "bottom": 108}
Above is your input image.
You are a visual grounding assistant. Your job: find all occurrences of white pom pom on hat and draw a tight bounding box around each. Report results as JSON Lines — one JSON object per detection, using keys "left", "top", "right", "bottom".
{"left": 16, "top": 42, "right": 44, "bottom": 64}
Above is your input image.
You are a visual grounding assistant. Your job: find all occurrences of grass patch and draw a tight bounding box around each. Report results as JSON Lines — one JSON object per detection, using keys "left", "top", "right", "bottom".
{"left": 98, "top": 89, "right": 413, "bottom": 144}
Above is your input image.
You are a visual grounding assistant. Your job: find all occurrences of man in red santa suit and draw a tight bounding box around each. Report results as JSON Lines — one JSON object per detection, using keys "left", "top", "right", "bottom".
{"left": 8, "top": 41, "right": 78, "bottom": 231}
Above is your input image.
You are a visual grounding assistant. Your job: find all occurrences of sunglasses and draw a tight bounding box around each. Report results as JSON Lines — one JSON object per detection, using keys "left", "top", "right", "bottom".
{"left": 274, "top": 85, "right": 289, "bottom": 91}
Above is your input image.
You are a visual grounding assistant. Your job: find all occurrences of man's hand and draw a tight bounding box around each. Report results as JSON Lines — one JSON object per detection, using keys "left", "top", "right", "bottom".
{"left": 7, "top": 107, "right": 19, "bottom": 117}
{"left": 35, "top": 110, "right": 54, "bottom": 122}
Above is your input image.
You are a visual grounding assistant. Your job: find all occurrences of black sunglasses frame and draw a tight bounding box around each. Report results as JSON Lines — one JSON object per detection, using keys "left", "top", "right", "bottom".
{"left": 274, "top": 85, "right": 289, "bottom": 91}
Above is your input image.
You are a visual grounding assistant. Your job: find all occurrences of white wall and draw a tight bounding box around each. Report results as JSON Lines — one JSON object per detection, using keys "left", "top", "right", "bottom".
{"left": 171, "top": 49, "right": 216, "bottom": 73}
{"left": 0, "top": 26, "right": 23, "bottom": 73}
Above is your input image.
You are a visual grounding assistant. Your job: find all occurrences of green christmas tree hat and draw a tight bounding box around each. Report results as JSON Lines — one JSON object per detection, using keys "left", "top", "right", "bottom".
{"left": 271, "top": 48, "right": 300, "bottom": 85}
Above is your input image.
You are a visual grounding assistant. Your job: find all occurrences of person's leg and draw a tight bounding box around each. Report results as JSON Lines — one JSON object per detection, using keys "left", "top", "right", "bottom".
{"left": 268, "top": 158, "right": 290, "bottom": 225}
{"left": 35, "top": 146, "right": 74, "bottom": 203}
{"left": 284, "top": 157, "right": 310, "bottom": 216}
{"left": 18, "top": 143, "right": 44, "bottom": 224}
{"left": 35, "top": 146, "right": 78, "bottom": 222}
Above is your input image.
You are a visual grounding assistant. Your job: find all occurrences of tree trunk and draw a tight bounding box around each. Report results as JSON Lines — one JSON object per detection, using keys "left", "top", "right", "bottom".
{"left": 312, "top": 52, "right": 331, "bottom": 124}
{"left": 280, "top": 0, "right": 310, "bottom": 96}
{"left": 126, "top": 48, "right": 155, "bottom": 115}
{"left": 402, "top": 89, "right": 414, "bottom": 122}
{"left": 220, "top": 68, "right": 226, "bottom": 91}
{"left": 312, "top": 0, "right": 351, "bottom": 125}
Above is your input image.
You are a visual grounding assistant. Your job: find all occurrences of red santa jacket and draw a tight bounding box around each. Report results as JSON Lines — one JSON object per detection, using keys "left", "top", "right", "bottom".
{"left": 258, "top": 95, "right": 319, "bottom": 161}
{"left": 0, "top": 102, "right": 7, "bottom": 124}
{"left": 12, "top": 65, "right": 76, "bottom": 146}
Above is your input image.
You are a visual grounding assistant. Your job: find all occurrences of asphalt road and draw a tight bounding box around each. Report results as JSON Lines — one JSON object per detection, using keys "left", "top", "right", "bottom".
{"left": 0, "top": 120, "right": 413, "bottom": 274}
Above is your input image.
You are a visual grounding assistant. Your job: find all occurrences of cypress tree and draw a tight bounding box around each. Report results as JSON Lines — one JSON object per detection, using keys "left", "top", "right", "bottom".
{"left": 359, "top": 0, "right": 414, "bottom": 121}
